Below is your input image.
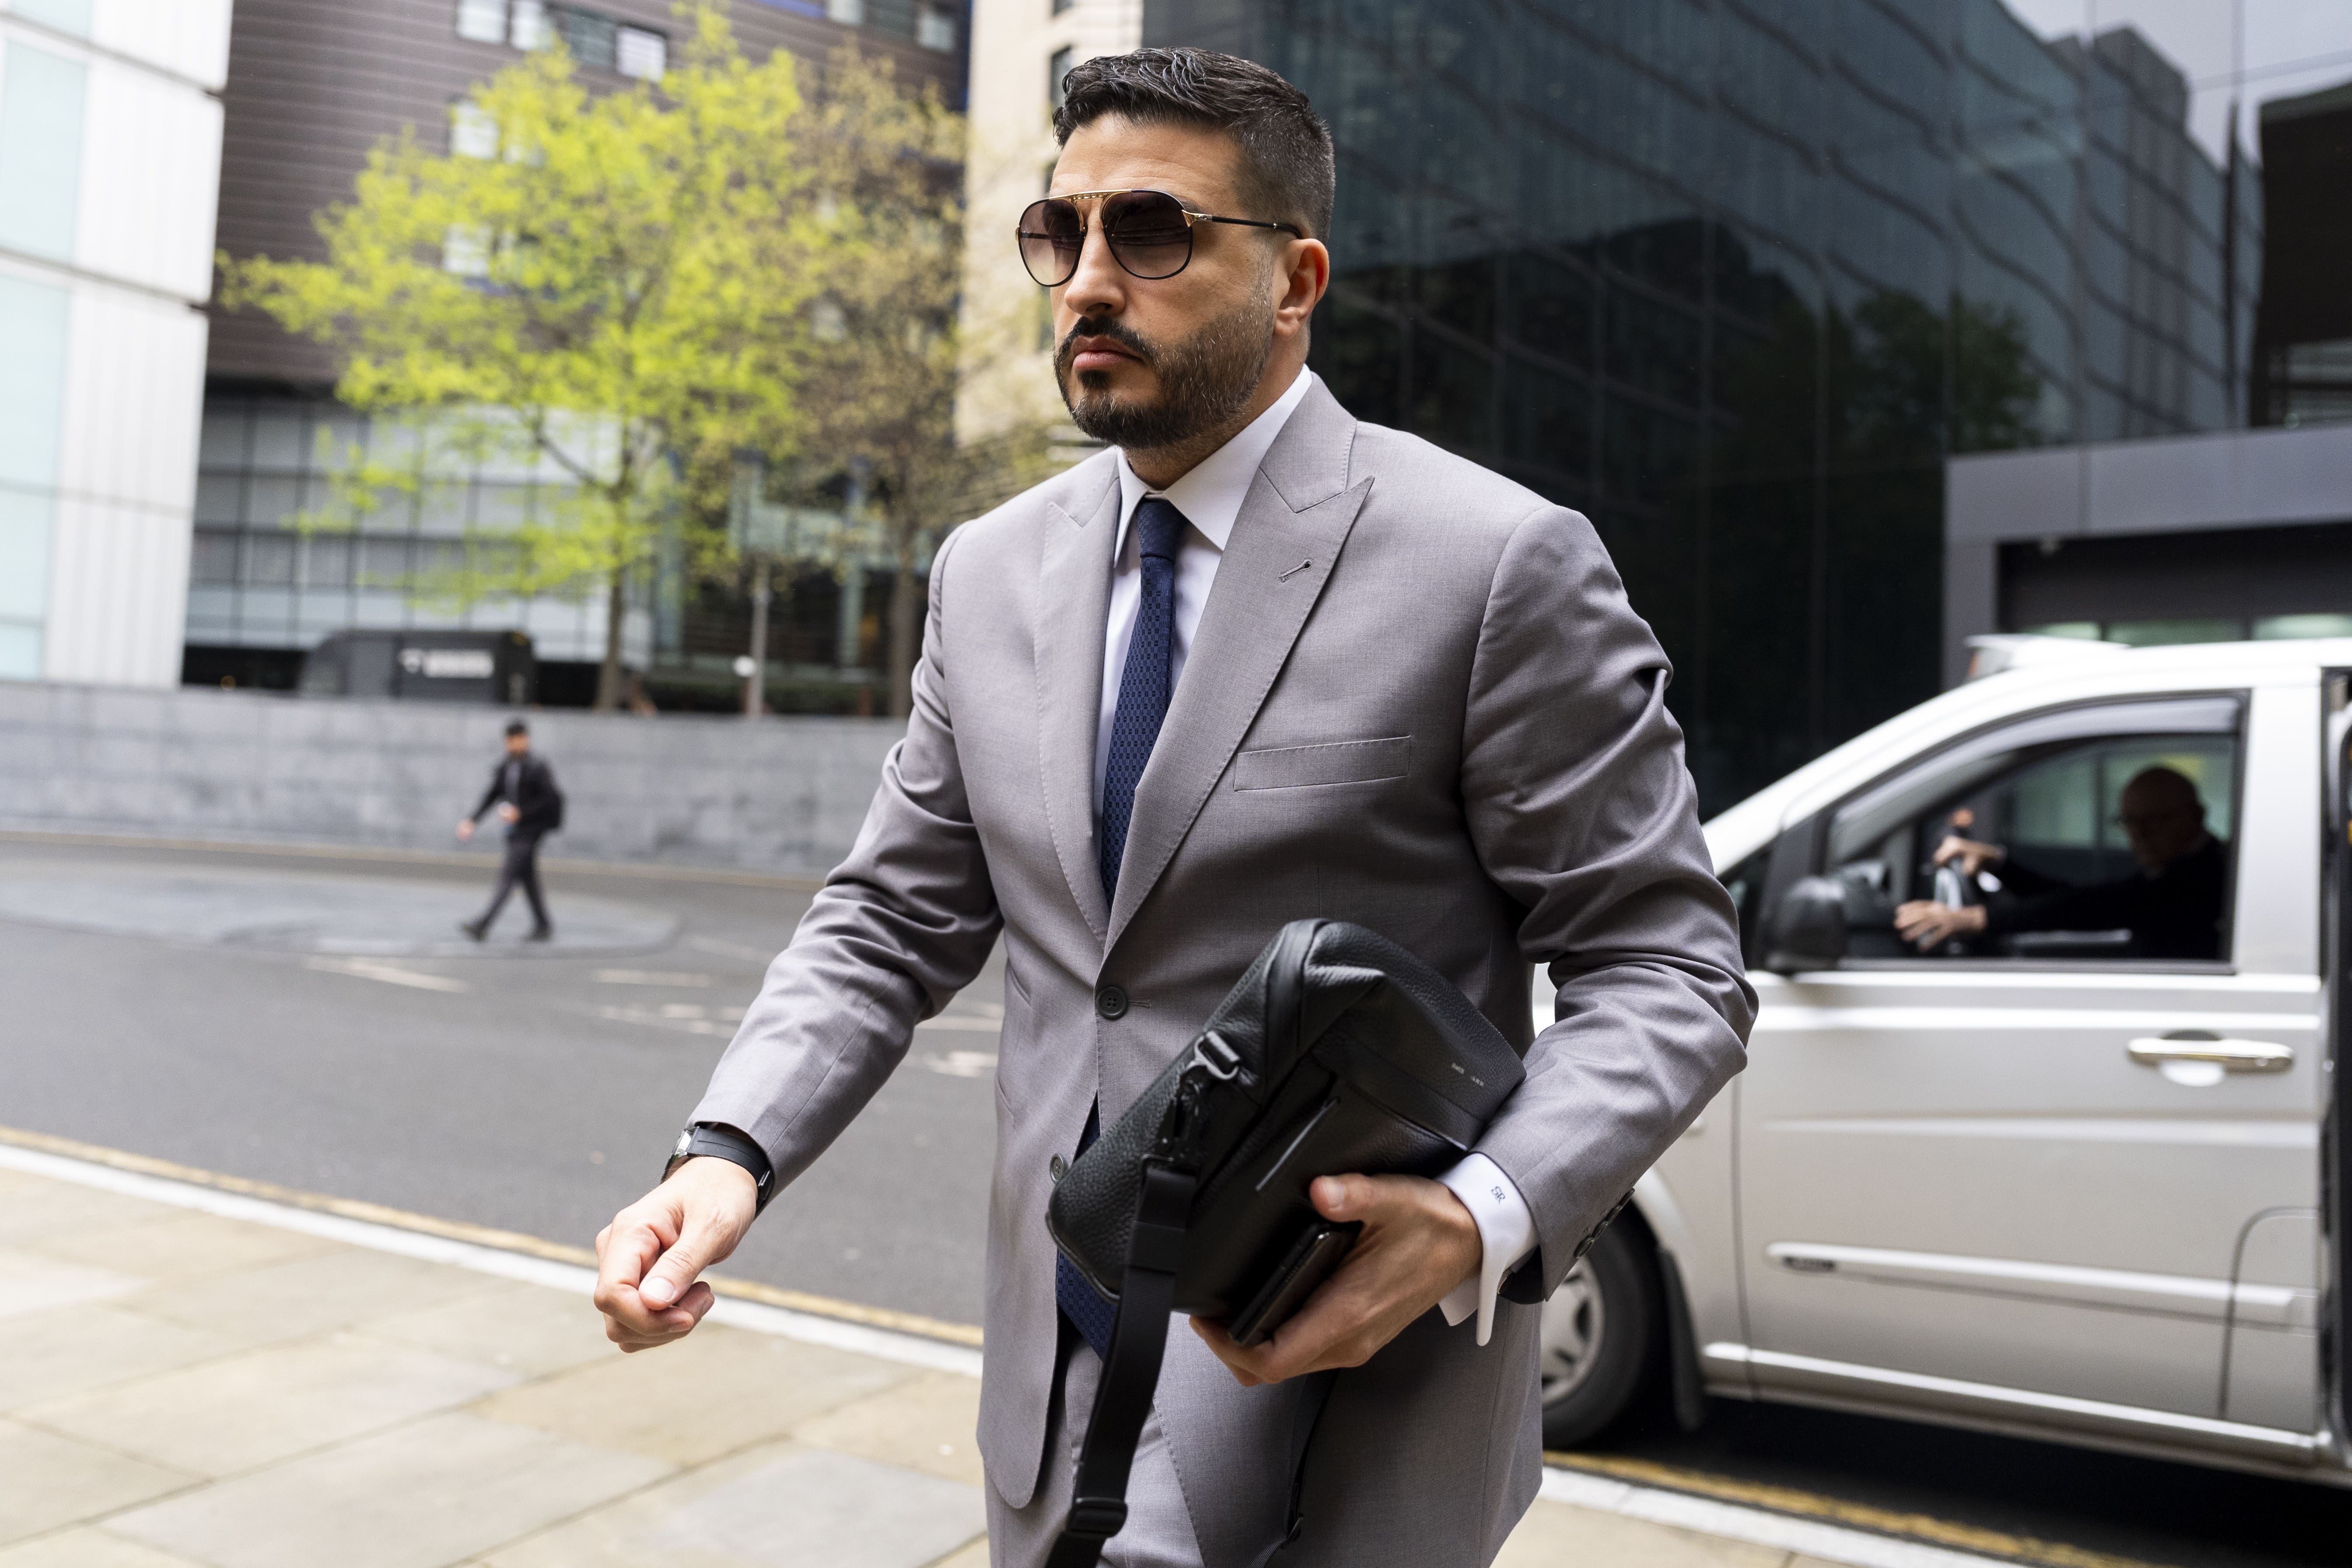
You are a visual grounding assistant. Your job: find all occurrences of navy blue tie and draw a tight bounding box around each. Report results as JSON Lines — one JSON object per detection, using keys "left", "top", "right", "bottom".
{"left": 1056, "top": 497, "right": 1187, "bottom": 1360}
{"left": 1096, "top": 497, "right": 1186, "bottom": 906}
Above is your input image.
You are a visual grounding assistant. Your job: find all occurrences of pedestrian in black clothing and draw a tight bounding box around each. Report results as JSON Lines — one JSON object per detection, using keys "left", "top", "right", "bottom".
{"left": 457, "top": 720, "right": 564, "bottom": 941}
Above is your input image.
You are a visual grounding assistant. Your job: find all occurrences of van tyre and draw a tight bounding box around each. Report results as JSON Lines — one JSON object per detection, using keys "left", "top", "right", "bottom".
{"left": 1538, "top": 1222, "right": 1659, "bottom": 1448}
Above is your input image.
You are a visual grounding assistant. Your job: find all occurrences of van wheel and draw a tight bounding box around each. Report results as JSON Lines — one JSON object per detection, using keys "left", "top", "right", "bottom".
{"left": 1538, "top": 1223, "right": 1658, "bottom": 1448}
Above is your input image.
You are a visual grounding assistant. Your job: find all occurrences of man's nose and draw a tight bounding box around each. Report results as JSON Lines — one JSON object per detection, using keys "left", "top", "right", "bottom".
{"left": 1059, "top": 216, "right": 1128, "bottom": 324}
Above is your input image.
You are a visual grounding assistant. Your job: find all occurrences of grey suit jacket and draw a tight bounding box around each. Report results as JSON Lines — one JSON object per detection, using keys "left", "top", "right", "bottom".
{"left": 692, "top": 381, "right": 1753, "bottom": 1566}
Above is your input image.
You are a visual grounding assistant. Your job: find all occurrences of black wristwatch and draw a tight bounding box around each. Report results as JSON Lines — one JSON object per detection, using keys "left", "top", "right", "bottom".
{"left": 665, "top": 1122, "right": 775, "bottom": 1213}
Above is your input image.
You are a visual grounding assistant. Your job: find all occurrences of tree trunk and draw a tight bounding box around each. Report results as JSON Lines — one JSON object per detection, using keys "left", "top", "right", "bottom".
{"left": 595, "top": 570, "right": 626, "bottom": 712}
{"left": 743, "top": 555, "right": 771, "bottom": 718}
{"left": 887, "top": 546, "right": 920, "bottom": 720}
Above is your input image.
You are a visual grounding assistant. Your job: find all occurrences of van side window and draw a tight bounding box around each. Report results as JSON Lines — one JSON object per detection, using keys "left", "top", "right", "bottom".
{"left": 1827, "top": 721, "right": 2239, "bottom": 965}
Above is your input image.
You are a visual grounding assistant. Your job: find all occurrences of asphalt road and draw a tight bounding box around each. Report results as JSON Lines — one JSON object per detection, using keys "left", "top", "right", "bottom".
{"left": 0, "top": 833, "right": 1000, "bottom": 1326}
{"left": 7, "top": 832, "right": 2352, "bottom": 1567}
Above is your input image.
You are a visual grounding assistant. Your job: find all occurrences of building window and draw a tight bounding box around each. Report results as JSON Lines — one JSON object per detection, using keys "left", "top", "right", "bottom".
{"left": 558, "top": 8, "right": 618, "bottom": 71}
{"left": 1049, "top": 46, "right": 1073, "bottom": 112}
{"left": 449, "top": 101, "right": 500, "bottom": 159}
{"left": 443, "top": 225, "right": 493, "bottom": 278}
{"left": 1052, "top": 0, "right": 1075, "bottom": 12}
{"left": 916, "top": 7, "right": 956, "bottom": 51}
{"left": 191, "top": 530, "right": 240, "bottom": 586}
{"left": 509, "top": 0, "right": 549, "bottom": 50}
{"left": 456, "top": 0, "right": 508, "bottom": 43}
{"left": 616, "top": 25, "right": 666, "bottom": 80}
{"left": 829, "top": 0, "right": 864, "bottom": 23}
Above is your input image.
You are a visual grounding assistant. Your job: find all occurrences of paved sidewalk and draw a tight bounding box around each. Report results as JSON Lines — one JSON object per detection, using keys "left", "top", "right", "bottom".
{"left": 0, "top": 1160, "right": 1923, "bottom": 1568}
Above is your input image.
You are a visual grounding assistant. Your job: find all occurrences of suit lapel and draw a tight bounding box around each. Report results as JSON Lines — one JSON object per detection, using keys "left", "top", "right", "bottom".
{"left": 1033, "top": 464, "right": 1122, "bottom": 942}
{"left": 1105, "top": 384, "right": 1370, "bottom": 949}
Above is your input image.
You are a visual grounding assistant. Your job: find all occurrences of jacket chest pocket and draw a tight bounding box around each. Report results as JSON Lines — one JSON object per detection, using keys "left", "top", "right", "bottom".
{"left": 1231, "top": 736, "right": 1411, "bottom": 791}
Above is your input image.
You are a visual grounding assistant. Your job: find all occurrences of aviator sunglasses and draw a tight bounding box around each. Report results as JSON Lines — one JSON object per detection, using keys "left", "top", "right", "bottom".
{"left": 1017, "top": 188, "right": 1302, "bottom": 286}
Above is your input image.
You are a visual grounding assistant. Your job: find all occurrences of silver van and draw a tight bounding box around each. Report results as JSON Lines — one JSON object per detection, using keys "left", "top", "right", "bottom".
{"left": 1539, "top": 636, "right": 2346, "bottom": 1487}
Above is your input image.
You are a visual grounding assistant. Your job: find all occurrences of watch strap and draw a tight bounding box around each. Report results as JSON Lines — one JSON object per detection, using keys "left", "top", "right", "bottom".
{"left": 665, "top": 1122, "right": 775, "bottom": 1213}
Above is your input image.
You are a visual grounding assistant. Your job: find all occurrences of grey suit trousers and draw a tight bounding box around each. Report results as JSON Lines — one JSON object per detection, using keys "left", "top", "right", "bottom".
{"left": 988, "top": 1332, "right": 1218, "bottom": 1568}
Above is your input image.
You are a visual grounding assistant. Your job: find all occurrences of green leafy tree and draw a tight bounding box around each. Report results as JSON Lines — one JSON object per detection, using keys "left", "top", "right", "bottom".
{"left": 221, "top": 7, "right": 816, "bottom": 710}
{"left": 785, "top": 48, "right": 1059, "bottom": 718}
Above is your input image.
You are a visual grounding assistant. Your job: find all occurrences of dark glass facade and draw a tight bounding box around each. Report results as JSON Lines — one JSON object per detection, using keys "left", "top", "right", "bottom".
{"left": 1143, "top": 0, "right": 2350, "bottom": 811}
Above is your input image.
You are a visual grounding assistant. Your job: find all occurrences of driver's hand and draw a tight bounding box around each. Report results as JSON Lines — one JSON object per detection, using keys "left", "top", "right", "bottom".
{"left": 1894, "top": 899, "right": 1988, "bottom": 949}
{"left": 593, "top": 1157, "right": 758, "bottom": 1352}
{"left": 1930, "top": 836, "right": 2004, "bottom": 876}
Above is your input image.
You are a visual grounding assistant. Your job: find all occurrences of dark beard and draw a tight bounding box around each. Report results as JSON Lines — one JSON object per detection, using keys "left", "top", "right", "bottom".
{"left": 1055, "top": 297, "right": 1275, "bottom": 452}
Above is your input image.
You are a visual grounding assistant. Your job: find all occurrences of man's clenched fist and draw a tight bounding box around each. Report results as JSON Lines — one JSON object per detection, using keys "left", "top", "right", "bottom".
{"left": 592, "top": 1156, "right": 758, "bottom": 1352}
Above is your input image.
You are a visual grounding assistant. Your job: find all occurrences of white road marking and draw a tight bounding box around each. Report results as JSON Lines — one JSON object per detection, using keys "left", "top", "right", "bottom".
{"left": 303, "top": 957, "right": 470, "bottom": 993}
{"left": 921, "top": 1051, "right": 997, "bottom": 1079}
{"left": 593, "top": 969, "right": 714, "bottom": 986}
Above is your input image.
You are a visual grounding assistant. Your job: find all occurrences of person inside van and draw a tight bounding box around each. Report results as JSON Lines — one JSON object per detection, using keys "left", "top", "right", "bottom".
{"left": 1892, "top": 766, "right": 2227, "bottom": 960}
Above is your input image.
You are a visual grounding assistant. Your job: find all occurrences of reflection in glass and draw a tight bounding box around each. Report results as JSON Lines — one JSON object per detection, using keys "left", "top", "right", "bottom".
{"left": 1145, "top": 0, "right": 2352, "bottom": 808}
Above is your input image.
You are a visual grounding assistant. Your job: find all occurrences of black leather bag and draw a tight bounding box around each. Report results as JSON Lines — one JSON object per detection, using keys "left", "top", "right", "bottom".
{"left": 1042, "top": 919, "right": 1526, "bottom": 1568}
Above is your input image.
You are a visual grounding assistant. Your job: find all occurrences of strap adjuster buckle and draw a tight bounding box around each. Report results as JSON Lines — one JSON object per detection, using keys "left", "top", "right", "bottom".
{"left": 1067, "top": 1496, "right": 1129, "bottom": 1539}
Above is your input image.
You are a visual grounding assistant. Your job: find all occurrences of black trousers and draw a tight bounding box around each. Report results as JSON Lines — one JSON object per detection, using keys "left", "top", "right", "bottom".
{"left": 478, "top": 832, "right": 550, "bottom": 931}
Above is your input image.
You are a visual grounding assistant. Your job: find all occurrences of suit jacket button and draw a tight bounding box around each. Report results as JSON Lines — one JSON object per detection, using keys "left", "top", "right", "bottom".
{"left": 1050, "top": 1154, "right": 1068, "bottom": 1183}
{"left": 1094, "top": 984, "right": 1129, "bottom": 1020}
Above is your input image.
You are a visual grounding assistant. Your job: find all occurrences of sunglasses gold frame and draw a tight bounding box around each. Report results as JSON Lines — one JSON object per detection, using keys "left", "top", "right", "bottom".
{"left": 1016, "top": 188, "right": 1303, "bottom": 286}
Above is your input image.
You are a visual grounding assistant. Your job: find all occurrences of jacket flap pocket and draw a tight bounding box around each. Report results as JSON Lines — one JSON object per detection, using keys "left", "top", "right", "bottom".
{"left": 1233, "top": 736, "right": 1411, "bottom": 791}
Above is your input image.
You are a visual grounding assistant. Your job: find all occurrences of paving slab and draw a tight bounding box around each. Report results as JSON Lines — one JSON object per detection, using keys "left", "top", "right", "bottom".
{"left": 25, "top": 1209, "right": 336, "bottom": 1285}
{"left": 0, "top": 1182, "right": 168, "bottom": 1248}
{"left": 477, "top": 1443, "right": 986, "bottom": 1568}
{"left": 118, "top": 1242, "right": 510, "bottom": 1346}
{"left": 0, "top": 1247, "right": 146, "bottom": 1320}
{"left": 25, "top": 1332, "right": 520, "bottom": 1477}
{"left": 0, "top": 1305, "right": 244, "bottom": 1413}
{"left": 363, "top": 1278, "right": 622, "bottom": 1380}
{"left": 0, "top": 1418, "right": 195, "bottom": 1549}
{"left": 470, "top": 1320, "right": 913, "bottom": 1467}
{"left": 105, "top": 1410, "right": 670, "bottom": 1568}
{"left": 788, "top": 1369, "right": 988, "bottom": 1488}
{"left": 0, "top": 1529, "right": 209, "bottom": 1567}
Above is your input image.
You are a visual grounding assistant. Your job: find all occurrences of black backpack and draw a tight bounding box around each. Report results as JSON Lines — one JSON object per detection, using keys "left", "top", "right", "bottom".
{"left": 1044, "top": 919, "right": 1526, "bottom": 1568}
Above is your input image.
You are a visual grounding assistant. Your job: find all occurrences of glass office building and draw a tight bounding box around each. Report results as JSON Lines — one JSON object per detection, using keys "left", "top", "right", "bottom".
{"left": 1142, "top": 0, "right": 2352, "bottom": 810}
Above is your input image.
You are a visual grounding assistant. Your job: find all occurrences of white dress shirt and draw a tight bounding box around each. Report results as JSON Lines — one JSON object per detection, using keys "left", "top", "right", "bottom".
{"left": 1096, "top": 368, "right": 1536, "bottom": 1345}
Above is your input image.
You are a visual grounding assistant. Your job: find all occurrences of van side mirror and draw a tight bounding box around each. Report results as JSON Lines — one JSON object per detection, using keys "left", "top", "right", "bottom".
{"left": 1764, "top": 876, "right": 1848, "bottom": 975}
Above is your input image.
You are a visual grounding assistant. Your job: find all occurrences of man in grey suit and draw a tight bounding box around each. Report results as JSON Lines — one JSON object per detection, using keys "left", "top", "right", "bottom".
{"left": 593, "top": 48, "right": 1752, "bottom": 1568}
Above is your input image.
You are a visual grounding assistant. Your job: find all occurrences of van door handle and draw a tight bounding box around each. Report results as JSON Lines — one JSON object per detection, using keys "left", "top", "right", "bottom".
{"left": 2127, "top": 1031, "right": 2294, "bottom": 1073}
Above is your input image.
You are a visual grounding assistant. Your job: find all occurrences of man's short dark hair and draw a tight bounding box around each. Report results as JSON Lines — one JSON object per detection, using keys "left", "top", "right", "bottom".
{"left": 505, "top": 719, "right": 529, "bottom": 738}
{"left": 1054, "top": 48, "right": 1335, "bottom": 243}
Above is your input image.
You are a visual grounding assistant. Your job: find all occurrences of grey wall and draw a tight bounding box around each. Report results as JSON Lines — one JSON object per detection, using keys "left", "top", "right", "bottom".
{"left": 1944, "top": 421, "right": 2352, "bottom": 685}
{"left": 0, "top": 683, "right": 907, "bottom": 877}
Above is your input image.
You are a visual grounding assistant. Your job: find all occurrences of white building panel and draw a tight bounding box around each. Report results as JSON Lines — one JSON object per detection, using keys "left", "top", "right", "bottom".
{"left": 76, "top": 51, "right": 222, "bottom": 302}
{"left": 54, "top": 282, "right": 205, "bottom": 515}
{"left": 43, "top": 490, "right": 191, "bottom": 683}
{"left": 89, "top": 0, "right": 232, "bottom": 92}
{"left": 45, "top": 286, "right": 205, "bottom": 684}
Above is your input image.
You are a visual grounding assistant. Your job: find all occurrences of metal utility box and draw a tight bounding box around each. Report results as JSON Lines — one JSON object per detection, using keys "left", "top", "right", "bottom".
{"left": 301, "top": 630, "right": 535, "bottom": 705}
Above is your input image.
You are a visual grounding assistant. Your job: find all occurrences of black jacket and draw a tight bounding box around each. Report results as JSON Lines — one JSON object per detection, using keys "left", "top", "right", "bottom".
{"left": 1985, "top": 836, "right": 2228, "bottom": 960}
{"left": 472, "top": 755, "right": 564, "bottom": 837}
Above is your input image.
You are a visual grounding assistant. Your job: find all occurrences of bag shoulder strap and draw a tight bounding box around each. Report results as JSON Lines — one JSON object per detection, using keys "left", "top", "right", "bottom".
{"left": 1046, "top": 1159, "right": 1196, "bottom": 1568}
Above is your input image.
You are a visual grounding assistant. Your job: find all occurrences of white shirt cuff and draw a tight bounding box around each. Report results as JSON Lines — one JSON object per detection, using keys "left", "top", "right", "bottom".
{"left": 1434, "top": 1153, "right": 1536, "bottom": 1346}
